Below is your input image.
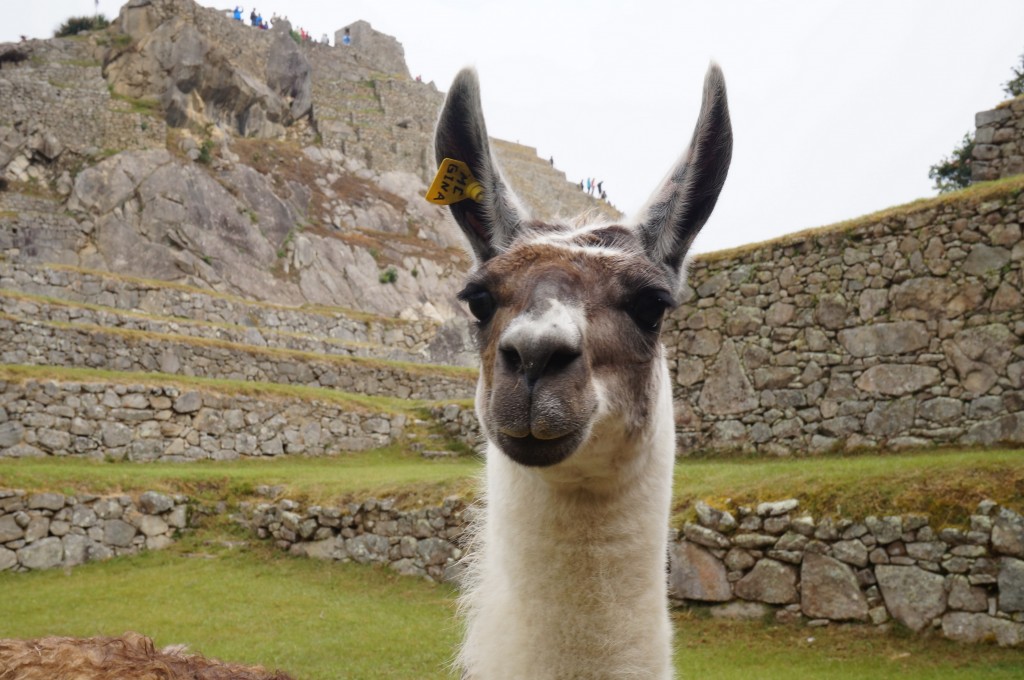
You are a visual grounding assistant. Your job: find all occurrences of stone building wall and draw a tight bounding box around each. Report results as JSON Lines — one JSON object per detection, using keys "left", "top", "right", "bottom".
{"left": 666, "top": 180, "right": 1024, "bottom": 455}
{"left": 972, "top": 96, "right": 1024, "bottom": 182}
{"left": 0, "top": 379, "right": 405, "bottom": 461}
{"left": 0, "top": 489, "right": 188, "bottom": 572}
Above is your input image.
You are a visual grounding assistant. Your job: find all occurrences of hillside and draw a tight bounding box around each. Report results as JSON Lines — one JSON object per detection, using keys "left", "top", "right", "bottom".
{"left": 0, "top": 0, "right": 617, "bottom": 325}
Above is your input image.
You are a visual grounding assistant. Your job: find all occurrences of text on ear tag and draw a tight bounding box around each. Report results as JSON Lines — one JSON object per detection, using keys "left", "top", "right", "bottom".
{"left": 425, "top": 158, "right": 484, "bottom": 205}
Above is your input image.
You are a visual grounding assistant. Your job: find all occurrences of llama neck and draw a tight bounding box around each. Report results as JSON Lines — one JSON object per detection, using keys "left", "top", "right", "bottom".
{"left": 459, "top": 370, "right": 676, "bottom": 679}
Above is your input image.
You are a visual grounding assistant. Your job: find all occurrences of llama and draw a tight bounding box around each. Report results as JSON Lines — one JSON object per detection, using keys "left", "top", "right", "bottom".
{"left": 0, "top": 632, "right": 294, "bottom": 680}
{"left": 432, "top": 65, "right": 732, "bottom": 679}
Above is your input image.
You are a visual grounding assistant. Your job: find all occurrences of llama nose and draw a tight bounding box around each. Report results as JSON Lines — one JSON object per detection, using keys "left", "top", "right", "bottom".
{"left": 498, "top": 328, "right": 581, "bottom": 387}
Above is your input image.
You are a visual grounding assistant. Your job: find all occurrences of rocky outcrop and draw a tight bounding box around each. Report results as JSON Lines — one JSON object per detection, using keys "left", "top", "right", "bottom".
{"left": 106, "top": 0, "right": 312, "bottom": 138}
{"left": 0, "top": 489, "right": 189, "bottom": 571}
{"left": 0, "top": 0, "right": 611, "bottom": 325}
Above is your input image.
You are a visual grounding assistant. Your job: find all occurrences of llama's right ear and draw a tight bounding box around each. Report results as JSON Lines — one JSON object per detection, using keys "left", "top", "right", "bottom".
{"left": 433, "top": 68, "right": 525, "bottom": 263}
{"left": 634, "top": 63, "right": 732, "bottom": 290}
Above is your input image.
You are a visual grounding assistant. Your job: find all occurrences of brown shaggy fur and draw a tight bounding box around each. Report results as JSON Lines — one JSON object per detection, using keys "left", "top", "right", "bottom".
{"left": 0, "top": 632, "right": 294, "bottom": 680}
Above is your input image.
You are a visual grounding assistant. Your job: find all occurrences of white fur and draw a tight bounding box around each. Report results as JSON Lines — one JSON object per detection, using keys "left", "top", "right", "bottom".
{"left": 458, "top": 353, "right": 677, "bottom": 680}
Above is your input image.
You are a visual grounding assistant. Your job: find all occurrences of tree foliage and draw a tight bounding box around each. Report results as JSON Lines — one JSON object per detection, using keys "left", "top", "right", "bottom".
{"left": 54, "top": 14, "right": 110, "bottom": 38}
{"left": 1005, "top": 52, "right": 1024, "bottom": 98}
{"left": 928, "top": 132, "right": 974, "bottom": 194}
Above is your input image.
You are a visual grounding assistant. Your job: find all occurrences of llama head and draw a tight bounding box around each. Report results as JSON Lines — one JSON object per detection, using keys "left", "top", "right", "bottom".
{"left": 433, "top": 65, "right": 731, "bottom": 473}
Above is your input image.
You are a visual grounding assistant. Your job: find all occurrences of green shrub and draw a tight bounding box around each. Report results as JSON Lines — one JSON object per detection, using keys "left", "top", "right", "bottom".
{"left": 1005, "top": 51, "right": 1024, "bottom": 98}
{"left": 928, "top": 132, "right": 973, "bottom": 193}
{"left": 379, "top": 266, "right": 398, "bottom": 284}
{"left": 54, "top": 15, "right": 110, "bottom": 38}
{"left": 197, "top": 140, "right": 215, "bottom": 165}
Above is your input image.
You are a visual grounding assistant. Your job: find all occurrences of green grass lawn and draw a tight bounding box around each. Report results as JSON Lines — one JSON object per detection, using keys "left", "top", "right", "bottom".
{"left": 1, "top": 531, "right": 1021, "bottom": 680}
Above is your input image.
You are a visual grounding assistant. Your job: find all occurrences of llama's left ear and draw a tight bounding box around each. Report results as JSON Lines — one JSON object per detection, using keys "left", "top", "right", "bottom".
{"left": 635, "top": 63, "right": 732, "bottom": 289}
{"left": 434, "top": 68, "right": 526, "bottom": 264}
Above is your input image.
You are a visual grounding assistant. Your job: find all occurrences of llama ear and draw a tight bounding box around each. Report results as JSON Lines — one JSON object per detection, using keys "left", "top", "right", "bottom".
{"left": 433, "top": 68, "right": 526, "bottom": 263}
{"left": 635, "top": 63, "right": 732, "bottom": 288}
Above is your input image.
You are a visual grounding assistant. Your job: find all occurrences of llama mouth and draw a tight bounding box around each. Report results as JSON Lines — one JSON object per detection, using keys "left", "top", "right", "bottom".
{"left": 494, "top": 431, "right": 583, "bottom": 468}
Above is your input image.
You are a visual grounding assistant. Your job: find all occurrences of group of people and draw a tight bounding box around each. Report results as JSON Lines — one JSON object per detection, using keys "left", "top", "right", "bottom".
{"left": 231, "top": 6, "right": 333, "bottom": 45}
{"left": 232, "top": 6, "right": 268, "bottom": 30}
{"left": 580, "top": 177, "right": 606, "bottom": 201}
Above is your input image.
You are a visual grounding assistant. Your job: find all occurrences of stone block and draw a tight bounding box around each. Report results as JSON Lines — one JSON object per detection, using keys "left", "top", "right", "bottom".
{"left": 800, "top": 553, "right": 868, "bottom": 621}
{"left": 734, "top": 558, "right": 798, "bottom": 604}
{"left": 875, "top": 564, "right": 947, "bottom": 632}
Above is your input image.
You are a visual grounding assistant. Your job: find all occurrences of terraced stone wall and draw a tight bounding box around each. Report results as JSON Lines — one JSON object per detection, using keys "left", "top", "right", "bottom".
{"left": 0, "top": 262, "right": 441, "bottom": 354}
{"left": 0, "top": 379, "right": 405, "bottom": 461}
{"left": 0, "top": 489, "right": 188, "bottom": 572}
{"left": 244, "top": 494, "right": 1024, "bottom": 646}
{"left": 0, "top": 315, "right": 474, "bottom": 401}
{"left": 668, "top": 182, "right": 1024, "bottom": 455}
{"left": 670, "top": 498, "right": 1024, "bottom": 646}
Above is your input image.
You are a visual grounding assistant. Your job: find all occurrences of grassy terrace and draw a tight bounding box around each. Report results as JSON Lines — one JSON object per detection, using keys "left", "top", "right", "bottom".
{"left": 2, "top": 447, "right": 1022, "bottom": 523}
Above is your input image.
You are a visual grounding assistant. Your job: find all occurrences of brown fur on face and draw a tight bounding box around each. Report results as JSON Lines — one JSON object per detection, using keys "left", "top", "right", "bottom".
{"left": 0, "top": 632, "right": 295, "bottom": 680}
{"left": 462, "top": 225, "right": 675, "bottom": 467}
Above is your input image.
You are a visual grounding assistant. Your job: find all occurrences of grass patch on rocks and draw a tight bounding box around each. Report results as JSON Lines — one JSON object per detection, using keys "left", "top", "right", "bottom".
{"left": 672, "top": 448, "right": 1024, "bottom": 527}
{"left": 0, "top": 445, "right": 481, "bottom": 511}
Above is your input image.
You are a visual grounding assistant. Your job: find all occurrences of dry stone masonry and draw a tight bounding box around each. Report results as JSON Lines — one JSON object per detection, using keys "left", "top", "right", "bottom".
{"left": 670, "top": 498, "right": 1024, "bottom": 646}
{"left": 667, "top": 180, "right": 1024, "bottom": 455}
{"left": 972, "top": 96, "right": 1024, "bottom": 182}
{"left": 0, "top": 488, "right": 188, "bottom": 572}
{"left": 0, "top": 316, "right": 474, "bottom": 401}
{"left": 243, "top": 494, "right": 469, "bottom": 582}
{"left": 240, "top": 493, "right": 1024, "bottom": 647}
{"left": 0, "top": 379, "right": 406, "bottom": 461}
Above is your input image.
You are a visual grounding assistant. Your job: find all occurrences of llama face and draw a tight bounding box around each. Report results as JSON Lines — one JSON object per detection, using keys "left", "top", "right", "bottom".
{"left": 459, "top": 223, "right": 675, "bottom": 467}
{"left": 433, "top": 65, "right": 731, "bottom": 470}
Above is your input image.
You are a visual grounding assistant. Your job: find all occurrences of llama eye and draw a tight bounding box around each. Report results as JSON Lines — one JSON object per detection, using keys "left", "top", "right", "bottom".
{"left": 458, "top": 287, "right": 497, "bottom": 324}
{"left": 628, "top": 289, "right": 674, "bottom": 331}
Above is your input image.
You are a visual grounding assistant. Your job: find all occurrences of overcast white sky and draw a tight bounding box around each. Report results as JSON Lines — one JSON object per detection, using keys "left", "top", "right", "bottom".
{"left": 4, "top": 1, "right": 1024, "bottom": 254}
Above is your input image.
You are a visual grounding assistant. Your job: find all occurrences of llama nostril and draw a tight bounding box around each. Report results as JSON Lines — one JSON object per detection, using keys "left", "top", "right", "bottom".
{"left": 500, "top": 347, "right": 522, "bottom": 373}
{"left": 545, "top": 349, "right": 580, "bottom": 374}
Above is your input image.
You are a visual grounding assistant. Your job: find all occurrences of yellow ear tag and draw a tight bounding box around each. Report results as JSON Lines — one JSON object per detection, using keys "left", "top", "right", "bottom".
{"left": 425, "top": 158, "right": 484, "bottom": 205}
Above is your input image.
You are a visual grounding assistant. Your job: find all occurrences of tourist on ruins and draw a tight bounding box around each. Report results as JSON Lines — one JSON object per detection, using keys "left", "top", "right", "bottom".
{"left": 233, "top": 6, "right": 243, "bottom": 21}
{"left": 342, "top": 28, "right": 351, "bottom": 45}
{"left": 250, "top": 9, "right": 257, "bottom": 26}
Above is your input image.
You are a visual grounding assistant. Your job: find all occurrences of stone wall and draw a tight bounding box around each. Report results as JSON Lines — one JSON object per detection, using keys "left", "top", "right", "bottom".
{"left": 0, "top": 316, "right": 474, "bottom": 401}
{"left": 0, "top": 489, "right": 188, "bottom": 572}
{"left": 243, "top": 495, "right": 470, "bottom": 581}
{"left": 972, "top": 96, "right": 1024, "bottom": 182}
{"left": 242, "top": 493, "right": 1024, "bottom": 646}
{"left": 671, "top": 498, "right": 1024, "bottom": 645}
{"left": 667, "top": 180, "right": 1024, "bottom": 455}
{"left": 0, "top": 262, "right": 441, "bottom": 354}
{"left": 0, "top": 379, "right": 405, "bottom": 461}
{"left": 0, "top": 291, "right": 430, "bottom": 366}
